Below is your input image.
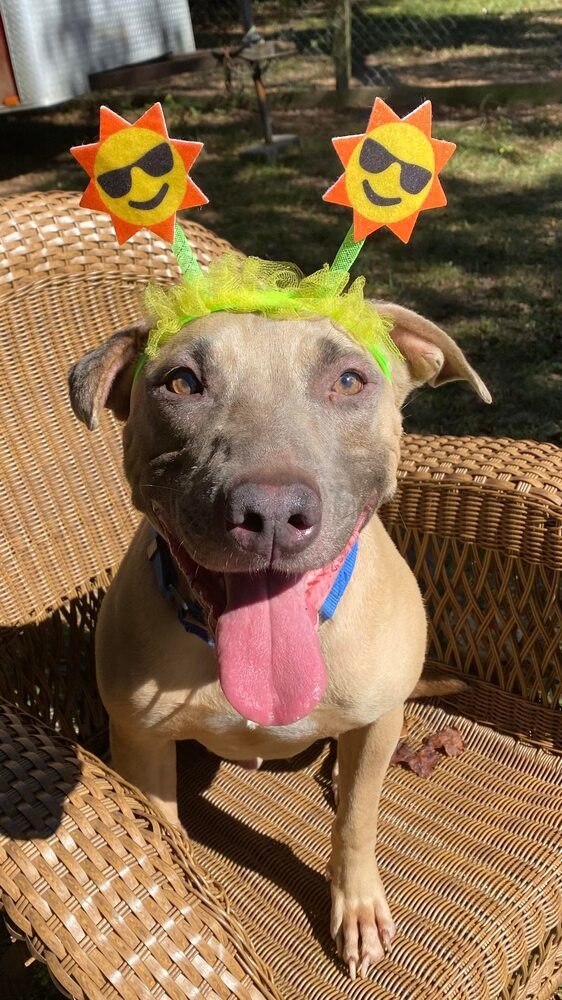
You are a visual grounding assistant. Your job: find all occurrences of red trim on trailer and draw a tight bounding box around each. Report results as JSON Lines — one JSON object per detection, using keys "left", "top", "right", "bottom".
{"left": 0, "top": 16, "right": 19, "bottom": 105}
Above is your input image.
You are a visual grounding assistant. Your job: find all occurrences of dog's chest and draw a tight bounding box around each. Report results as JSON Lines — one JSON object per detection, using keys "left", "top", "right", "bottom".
{"left": 191, "top": 707, "right": 329, "bottom": 760}
{"left": 128, "top": 638, "right": 391, "bottom": 760}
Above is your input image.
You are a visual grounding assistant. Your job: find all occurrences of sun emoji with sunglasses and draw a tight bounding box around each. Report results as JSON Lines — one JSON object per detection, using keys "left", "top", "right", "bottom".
{"left": 71, "top": 103, "right": 207, "bottom": 244}
{"left": 324, "top": 98, "right": 456, "bottom": 244}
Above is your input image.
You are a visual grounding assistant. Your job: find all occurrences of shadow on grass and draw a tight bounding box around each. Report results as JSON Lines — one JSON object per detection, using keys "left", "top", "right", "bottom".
{"left": 289, "top": 10, "right": 562, "bottom": 84}
{"left": 188, "top": 3, "right": 562, "bottom": 59}
{"left": 0, "top": 119, "right": 83, "bottom": 182}
{"left": 351, "top": 8, "right": 562, "bottom": 51}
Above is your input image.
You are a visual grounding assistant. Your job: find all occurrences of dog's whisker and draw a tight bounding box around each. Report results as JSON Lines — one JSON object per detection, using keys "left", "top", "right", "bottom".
{"left": 139, "top": 482, "right": 183, "bottom": 494}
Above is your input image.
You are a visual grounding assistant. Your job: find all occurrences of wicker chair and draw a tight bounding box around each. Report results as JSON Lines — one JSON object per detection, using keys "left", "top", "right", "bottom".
{"left": 0, "top": 191, "right": 560, "bottom": 1000}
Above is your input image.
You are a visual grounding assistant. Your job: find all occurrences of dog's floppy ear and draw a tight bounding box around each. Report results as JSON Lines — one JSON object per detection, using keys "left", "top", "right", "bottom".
{"left": 378, "top": 302, "right": 491, "bottom": 403}
{"left": 68, "top": 323, "right": 149, "bottom": 430}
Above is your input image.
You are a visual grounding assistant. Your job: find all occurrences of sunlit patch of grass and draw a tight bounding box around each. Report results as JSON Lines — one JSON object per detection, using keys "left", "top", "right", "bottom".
{"left": 363, "top": 0, "right": 561, "bottom": 19}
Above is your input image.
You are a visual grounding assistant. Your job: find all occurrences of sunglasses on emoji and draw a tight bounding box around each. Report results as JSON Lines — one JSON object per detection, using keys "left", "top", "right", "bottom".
{"left": 359, "top": 138, "right": 432, "bottom": 196}
{"left": 97, "top": 142, "right": 174, "bottom": 199}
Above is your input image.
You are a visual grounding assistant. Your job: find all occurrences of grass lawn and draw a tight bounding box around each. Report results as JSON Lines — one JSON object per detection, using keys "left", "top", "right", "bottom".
{"left": 362, "top": 0, "right": 561, "bottom": 15}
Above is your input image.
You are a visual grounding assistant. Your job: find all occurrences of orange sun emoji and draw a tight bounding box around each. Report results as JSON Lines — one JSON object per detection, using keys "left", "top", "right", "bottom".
{"left": 323, "top": 99, "right": 456, "bottom": 244}
{"left": 71, "top": 103, "right": 208, "bottom": 245}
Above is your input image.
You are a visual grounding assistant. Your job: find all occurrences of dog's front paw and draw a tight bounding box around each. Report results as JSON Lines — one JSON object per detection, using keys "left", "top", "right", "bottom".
{"left": 329, "top": 855, "right": 395, "bottom": 980}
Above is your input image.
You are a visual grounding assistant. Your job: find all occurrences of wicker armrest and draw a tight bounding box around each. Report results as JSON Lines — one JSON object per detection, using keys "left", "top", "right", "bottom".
{"left": 388, "top": 434, "right": 562, "bottom": 567}
{"left": 0, "top": 698, "right": 280, "bottom": 1000}
{"left": 381, "top": 434, "right": 562, "bottom": 748}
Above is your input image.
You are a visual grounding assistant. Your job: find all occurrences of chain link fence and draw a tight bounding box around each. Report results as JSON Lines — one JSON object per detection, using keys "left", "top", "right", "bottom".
{"left": 188, "top": 0, "right": 562, "bottom": 93}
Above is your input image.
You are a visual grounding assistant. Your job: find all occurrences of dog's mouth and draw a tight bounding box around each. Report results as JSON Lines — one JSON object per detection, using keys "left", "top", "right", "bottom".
{"left": 154, "top": 506, "right": 371, "bottom": 728}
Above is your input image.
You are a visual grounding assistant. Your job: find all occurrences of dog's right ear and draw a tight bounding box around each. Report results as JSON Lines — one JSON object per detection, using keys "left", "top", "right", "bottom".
{"left": 68, "top": 323, "right": 149, "bottom": 430}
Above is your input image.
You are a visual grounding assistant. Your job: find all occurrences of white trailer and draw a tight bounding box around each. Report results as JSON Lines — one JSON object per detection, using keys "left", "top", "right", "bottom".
{"left": 0, "top": 0, "right": 205, "bottom": 113}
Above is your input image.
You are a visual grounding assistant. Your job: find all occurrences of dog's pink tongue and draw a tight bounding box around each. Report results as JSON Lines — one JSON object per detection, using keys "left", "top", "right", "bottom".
{"left": 216, "top": 572, "right": 326, "bottom": 727}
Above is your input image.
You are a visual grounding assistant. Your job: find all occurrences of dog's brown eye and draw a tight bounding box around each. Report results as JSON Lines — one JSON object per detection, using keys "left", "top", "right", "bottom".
{"left": 165, "top": 368, "right": 202, "bottom": 395}
{"left": 333, "top": 371, "right": 365, "bottom": 396}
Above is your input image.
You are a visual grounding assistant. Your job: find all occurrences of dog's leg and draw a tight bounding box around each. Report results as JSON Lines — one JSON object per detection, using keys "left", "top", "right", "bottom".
{"left": 329, "top": 704, "right": 403, "bottom": 979}
{"left": 110, "top": 723, "right": 180, "bottom": 828}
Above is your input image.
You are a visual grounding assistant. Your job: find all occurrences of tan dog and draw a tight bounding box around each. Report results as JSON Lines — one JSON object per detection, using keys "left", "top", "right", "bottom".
{"left": 69, "top": 303, "right": 490, "bottom": 979}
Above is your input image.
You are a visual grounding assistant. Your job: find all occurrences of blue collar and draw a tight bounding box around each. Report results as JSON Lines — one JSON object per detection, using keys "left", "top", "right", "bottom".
{"left": 148, "top": 531, "right": 359, "bottom": 644}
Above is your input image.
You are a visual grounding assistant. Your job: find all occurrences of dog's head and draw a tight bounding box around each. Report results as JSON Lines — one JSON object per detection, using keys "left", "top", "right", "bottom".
{"left": 69, "top": 305, "right": 490, "bottom": 576}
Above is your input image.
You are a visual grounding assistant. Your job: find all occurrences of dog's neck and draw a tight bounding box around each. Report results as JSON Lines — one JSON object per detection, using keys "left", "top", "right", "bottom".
{"left": 148, "top": 525, "right": 361, "bottom": 641}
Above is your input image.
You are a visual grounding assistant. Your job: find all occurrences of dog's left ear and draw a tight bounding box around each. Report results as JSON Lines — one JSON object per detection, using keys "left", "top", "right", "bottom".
{"left": 68, "top": 322, "right": 149, "bottom": 430}
{"left": 379, "top": 302, "right": 491, "bottom": 403}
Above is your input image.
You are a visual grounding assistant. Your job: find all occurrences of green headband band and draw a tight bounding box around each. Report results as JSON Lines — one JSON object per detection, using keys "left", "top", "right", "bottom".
{"left": 133, "top": 252, "right": 400, "bottom": 384}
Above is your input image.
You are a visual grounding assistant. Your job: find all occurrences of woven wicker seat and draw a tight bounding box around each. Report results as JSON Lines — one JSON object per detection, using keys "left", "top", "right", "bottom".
{"left": 0, "top": 191, "right": 560, "bottom": 1000}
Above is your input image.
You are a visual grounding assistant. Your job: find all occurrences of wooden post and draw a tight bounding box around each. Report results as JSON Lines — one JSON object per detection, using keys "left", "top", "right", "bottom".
{"left": 332, "top": 0, "right": 351, "bottom": 104}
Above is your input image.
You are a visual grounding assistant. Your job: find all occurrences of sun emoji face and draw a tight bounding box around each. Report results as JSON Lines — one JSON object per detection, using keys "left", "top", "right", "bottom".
{"left": 323, "top": 99, "right": 455, "bottom": 244}
{"left": 94, "top": 128, "right": 188, "bottom": 225}
{"left": 346, "top": 122, "right": 434, "bottom": 224}
{"left": 71, "top": 103, "right": 208, "bottom": 244}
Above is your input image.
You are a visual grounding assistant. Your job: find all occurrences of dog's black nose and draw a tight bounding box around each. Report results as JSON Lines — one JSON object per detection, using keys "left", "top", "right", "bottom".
{"left": 225, "top": 477, "right": 322, "bottom": 557}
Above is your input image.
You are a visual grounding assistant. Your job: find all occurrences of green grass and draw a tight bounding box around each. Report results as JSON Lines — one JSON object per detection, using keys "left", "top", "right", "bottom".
{"left": 252, "top": 0, "right": 561, "bottom": 17}
{"left": 363, "top": 0, "right": 561, "bottom": 15}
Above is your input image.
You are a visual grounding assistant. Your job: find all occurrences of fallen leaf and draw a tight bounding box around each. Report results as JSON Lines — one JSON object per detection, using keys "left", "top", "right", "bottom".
{"left": 423, "top": 726, "right": 465, "bottom": 757}
{"left": 391, "top": 740, "right": 412, "bottom": 767}
{"left": 391, "top": 740, "right": 441, "bottom": 777}
{"left": 409, "top": 746, "right": 441, "bottom": 777}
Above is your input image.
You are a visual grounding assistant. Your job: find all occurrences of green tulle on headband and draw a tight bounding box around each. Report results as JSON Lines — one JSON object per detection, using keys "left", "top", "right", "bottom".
{"left": 142, "top": 254, "right": 401, "bottom": 380}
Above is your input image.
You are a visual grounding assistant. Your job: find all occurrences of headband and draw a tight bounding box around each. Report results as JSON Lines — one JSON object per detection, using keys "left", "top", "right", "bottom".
{"left": 71, "top": 98, "right": 456, "bottom": 380}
